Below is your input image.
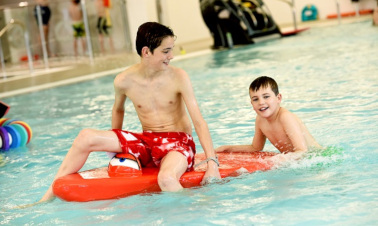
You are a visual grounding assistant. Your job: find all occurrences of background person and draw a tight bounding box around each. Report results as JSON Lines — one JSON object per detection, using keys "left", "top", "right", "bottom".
{"left": 34, "top": 0, "right": 52, "bottom": 56}
{"left": 95, "top": 0, "right": 114, "bottom": 53}
{"left": 69, "top": 0, "right": 87, "bottom": 56}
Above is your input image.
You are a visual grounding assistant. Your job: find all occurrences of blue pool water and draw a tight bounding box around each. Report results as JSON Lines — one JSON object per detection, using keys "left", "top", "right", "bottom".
{"left": 1, "top": 20, "right": 378, "bottom": 225}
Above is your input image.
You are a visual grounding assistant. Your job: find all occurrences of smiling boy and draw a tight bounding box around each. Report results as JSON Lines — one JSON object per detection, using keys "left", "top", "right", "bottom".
{"left": 38, "top": 22, "right": 220, "bottom": 203}
{"left": 216, "top": 76, "right": 321, "bottom": 154}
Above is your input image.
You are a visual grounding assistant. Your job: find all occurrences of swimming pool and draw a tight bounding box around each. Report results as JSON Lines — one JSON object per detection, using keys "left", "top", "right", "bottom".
{"left": 1, "top": 20, "right": 378, "bottom": 225}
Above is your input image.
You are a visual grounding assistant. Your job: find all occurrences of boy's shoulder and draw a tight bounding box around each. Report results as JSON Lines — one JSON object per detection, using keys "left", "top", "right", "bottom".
{"left": 113, "top": 64, "right": 140, "bottom": 87}
{"left": 117, "top": 64, "right": 139, "bottom": 77}
{"left": 278, "top": 107, "right": 291, "bottom": 116}
{"left": 165, "top": 65, "right": 186, "bottom": 75}
{"left": 278, "top": 107, "right": 295, "bottom": 119}
{"left": 114, "top": 64, "right": 187, "bottom": 81}
{"left": 277, "top": 107, "right": 302, "bottom": 126}
{"left": 158, "top": 65, "right": 189, "bottom": 82}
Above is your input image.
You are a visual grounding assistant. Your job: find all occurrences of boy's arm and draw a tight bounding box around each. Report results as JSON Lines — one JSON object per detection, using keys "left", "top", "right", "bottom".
{"left": 215, "top": 144, "right": 260, "bottom": 153}
{"left": 280, "top": 111, "right": 307, "bottom": 152}
{"left": 178, "top": 69, "right": 220, "bottom": 181}
{"left": 111, "top": 75, "right": 127, "bottom": 130}
{"left": 216, "top": 117, "right": 266, "bottom": 153}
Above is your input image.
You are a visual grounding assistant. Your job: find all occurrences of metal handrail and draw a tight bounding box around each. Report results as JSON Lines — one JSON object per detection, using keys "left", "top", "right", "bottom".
{"left": 35, "top": 5, "right": 49, "bottom": 69}
{"left": 276, "top": 0, "right": 343, "bottom": 27}
{"left": 119, "top": 0, "right": 132, "bottom": 52}
{"left": 275, "top": 0, "right": 297, "bottom": 30}
{"left": 0, "top": 19, "right": 34, "bottom": 77}
{"left": 335, "top": 0, "right": 342, "bottom": 24}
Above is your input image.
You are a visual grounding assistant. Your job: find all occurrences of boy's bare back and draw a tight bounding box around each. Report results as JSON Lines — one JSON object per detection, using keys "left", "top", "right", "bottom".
{"left": 95, "top": 0, "right": 106, "bottom": 17}
{"left": 69, "top": 1, "right": 83, "bottom": 22}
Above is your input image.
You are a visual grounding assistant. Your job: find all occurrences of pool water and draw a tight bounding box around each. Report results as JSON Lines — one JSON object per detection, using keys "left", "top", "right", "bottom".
{"left": 1, "top": 21, "right": 378, "bottom": 225}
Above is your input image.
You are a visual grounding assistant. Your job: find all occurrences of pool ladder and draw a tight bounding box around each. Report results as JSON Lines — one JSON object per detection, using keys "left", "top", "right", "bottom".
{"left": 276, "top": 0, "right": 344, "bottom": 28}
{"left": 0, "top": 19, "right": 34, "bottom": 78}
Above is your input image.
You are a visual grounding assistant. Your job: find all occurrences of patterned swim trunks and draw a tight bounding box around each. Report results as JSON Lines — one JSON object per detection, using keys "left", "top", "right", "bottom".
{"left": 112, "top": 130, "right": 196, "bottom": 171}
{"left": 72, "top": 21, "right": 85, "bottom": 38}
{"left": 97, "top": 17, "right": 111, "bottom": 35}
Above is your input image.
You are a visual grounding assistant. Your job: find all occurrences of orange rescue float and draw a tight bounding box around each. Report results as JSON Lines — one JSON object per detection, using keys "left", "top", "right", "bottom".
{"left": 53, "top": 151, "right": 277, "bottom": 202}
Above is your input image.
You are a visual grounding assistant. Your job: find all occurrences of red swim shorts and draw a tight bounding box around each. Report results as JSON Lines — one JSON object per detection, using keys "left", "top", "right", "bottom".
{"left": 112, "top": 129, "right": 196, "bottom": 171}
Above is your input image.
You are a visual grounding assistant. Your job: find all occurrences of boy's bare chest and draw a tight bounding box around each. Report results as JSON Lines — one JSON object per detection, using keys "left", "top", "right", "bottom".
{"left": 126, "top": 81, "right": 180, "bottom": 111}
{"left": 261, "top": 122, "right": 291, "bottom": 148}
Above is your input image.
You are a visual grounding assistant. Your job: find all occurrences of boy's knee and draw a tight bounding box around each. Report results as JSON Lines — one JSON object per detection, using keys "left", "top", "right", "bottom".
{"left": 157, "top": 170, "right": 180, "bottom": 192}
{"left": 73, "top": 128, "right": 97, "bottom": 151}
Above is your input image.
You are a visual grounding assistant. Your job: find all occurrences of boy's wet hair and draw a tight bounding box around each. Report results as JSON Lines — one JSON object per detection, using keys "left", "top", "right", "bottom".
{"left": 136, "top": 22, "right": 175, "bottom": 56}
{"left": 249, "top": 76, "right": 279, "bottom": 95}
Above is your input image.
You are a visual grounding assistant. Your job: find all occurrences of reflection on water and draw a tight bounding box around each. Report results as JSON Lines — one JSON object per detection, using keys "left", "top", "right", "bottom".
{"left": 1, "top": 21, "right": 378, "bottom": 225}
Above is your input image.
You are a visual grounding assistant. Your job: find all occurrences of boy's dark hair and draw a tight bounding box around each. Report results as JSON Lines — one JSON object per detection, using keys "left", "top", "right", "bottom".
{"left": 136, "top": 22, "right": 175, "bottom": 56}
{"left": 249, "top": 76, "right": 279, "bottom": 95}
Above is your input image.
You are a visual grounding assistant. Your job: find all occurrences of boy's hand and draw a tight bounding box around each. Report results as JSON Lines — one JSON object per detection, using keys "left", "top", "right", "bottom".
{"left": 201, "top": 160, "right": 221, "bottom": 185}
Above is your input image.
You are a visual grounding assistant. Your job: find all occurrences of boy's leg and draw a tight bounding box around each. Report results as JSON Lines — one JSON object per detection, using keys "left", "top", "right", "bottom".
{"left": 158, "top": 151, "right": 188, "bottom": 192}
{"left": 99, "top": 34, "right": 105, "bottom": 53}
{"left": 81, "top": 38, "right": 87, "bottom": 54}
{"left": 39, "top": 128, "right": 122, "bottom": 202}
{"left": 73, "top": 38, "right": 78, "bottom": 56}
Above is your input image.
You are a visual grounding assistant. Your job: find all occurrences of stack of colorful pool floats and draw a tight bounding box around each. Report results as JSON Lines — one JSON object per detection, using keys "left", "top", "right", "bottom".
{"left": 0, "top": 101, "right": 32, "bottom": 151}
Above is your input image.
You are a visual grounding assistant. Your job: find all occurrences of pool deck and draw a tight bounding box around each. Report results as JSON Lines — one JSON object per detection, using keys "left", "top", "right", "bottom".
{"left": 0, "top": 15, "right": 373, "bottom": 99}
